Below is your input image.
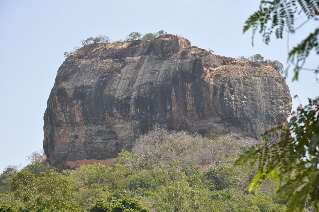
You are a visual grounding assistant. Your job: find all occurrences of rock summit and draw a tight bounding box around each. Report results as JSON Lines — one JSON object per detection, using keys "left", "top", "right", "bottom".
{"left": 44, "top": 35, "right": 291, "bottom": 167}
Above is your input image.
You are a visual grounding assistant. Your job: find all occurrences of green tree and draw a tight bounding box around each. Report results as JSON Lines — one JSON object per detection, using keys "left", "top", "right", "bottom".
{"left": 238, "top": 54, "right": 284, "bottom": 75}
{"left": 81, "top": 35, "right": 110, "bottom": 46}
{"left": 64, "top": 51, "right": 71, "bottom": 58}
{"left": 152, "top": 181, "right": 212, "bottom": 212}
{"left": 10, "top": 170, "right": 81, "bottom": 211}
{"left": 66, "top": 163, "right": 111, "bottom": 187}
{"left": 93, "top": 35, "right": 111, "bottom": 44}
{"left": 154, "top": 30, "right": 167, "bottom": 38}
{"left": 81, "top": 37, "right": 95, "bottom": 46}
{"left": 0, "top": 205, "right": 16, "bottom": 212}
{"left": 62, "top": 163, "right": 112, "bottom": 209}
{"left": 126, "top": 32, "right": 142, "bottom": 41}
{"left": 236, "top": 98, "right": 319, "bottom": 211}
{"left": 0, "top": 166, "right": 18, "bottom": 192}
{"left": 26, "top": 150, "right": 45, "bottom": 164}
{"left": 35, "top": 170, "right": 76, "bottom": 210}
{"left": 141, "top": 30, "right": 167, "bottom": 41}
{"left": 142, "top": 33, "right": 156, "bottom": 41}
{"left": 202, "top": 166, "right": 243, "bottom": 191}
{"left": 10, "top": 171, "right": 37, "bottom": 203}
{"left": 22, "top": 163, "right": 55, "bottom": 178}
{"left": 265, "top": 59, "right": 284, "bottom": 75}
{"left": 236, "top": 1, "right": 319, "bottom": 211}
{"left": 90, "top": 198, "right": 148, "bottom": 212}
{"left": 249, "top": 53, "right": 264, "bottom": 61}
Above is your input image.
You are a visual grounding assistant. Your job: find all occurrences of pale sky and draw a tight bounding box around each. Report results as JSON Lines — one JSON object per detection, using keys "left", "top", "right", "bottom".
{"left": 0, "top": 0, "right": 318, "bottom": 172}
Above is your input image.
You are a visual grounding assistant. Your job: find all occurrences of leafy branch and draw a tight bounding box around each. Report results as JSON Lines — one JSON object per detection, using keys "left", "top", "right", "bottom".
{"left": 235, "top": 98, "right": 319, "bottom": 211}
{"left": 243, "top": 0, "right": 319, "bottom": 80}
{"left": 289, "top": 27, "right": 319, "bottom": 80}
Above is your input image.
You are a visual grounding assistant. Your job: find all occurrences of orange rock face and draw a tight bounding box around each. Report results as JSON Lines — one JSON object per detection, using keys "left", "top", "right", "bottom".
{"left": 44, "top": 36, "right": 291, "bottom": 168}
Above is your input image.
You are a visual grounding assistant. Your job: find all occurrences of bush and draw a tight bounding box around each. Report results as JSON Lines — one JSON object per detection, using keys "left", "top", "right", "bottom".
{"left": 64, "top": 51, "right": 72, "bottom": 58}
{"left": 141, "top": 30, "right": 167, "bottom": 41}
{"left": 64, "top": 35, "right": 110, "bottom": 57}
{"left": 152, "top": 181, "right": 212, "bottom": 211}
{"left": 81, "top": 35, "right": 110, "bottom": 46}
{"left": 0, "top": 166, "right": 19, "bottom": 187}
{"left": 142, "top": 33, "right": 156, "bottom": 41}
{"left": 90, "top": 198, "right": 148, "bottom": 212}
{"left": 265, "top": 59, "right": 284, "bottom": 75}
{"left": 26, "top": 150, "right": 46, "bottom": 164}
{"left": 0, "top": 205, "right": 15, "bottom": 212}
{"left": 126, "top": 31, "right": 167, "bottom": 42}
{"left": 10, "top": 170, "right": 81, "bottom": 211}
{"left": 249, "top": 54, "right": 264, "bottom": 61}
{"left": 22, "top": 163, "right": 56, "bottom": 178}
{"left": 239, "top": 54, "right": 284, "bottom": 75}
{"left": 126, "top": 32, "right": 142, "bottom": 41}
{"left": 154, "top": 30, "right": 167, "bottom": 38}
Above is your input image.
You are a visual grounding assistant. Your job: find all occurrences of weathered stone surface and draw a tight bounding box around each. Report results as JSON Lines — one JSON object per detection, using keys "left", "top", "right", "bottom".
{"left": 43, "top": 35, "right": 291, "bottom": 167}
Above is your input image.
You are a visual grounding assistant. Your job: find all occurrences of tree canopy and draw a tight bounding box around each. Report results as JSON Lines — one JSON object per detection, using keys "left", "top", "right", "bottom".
{"left": 0, "top": 131, "right": 286, "bottom": 211}
{"left": 236, "top": 98, "right": 319, "bottom": 211}
{"left": 236, "top": 1, "right": 319, "bottom": 211}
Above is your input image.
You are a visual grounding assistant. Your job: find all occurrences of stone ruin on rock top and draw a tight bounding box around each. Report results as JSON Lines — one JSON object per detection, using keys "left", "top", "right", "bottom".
{"left": 43, "top": 35, "right": 291, "bottom": 168}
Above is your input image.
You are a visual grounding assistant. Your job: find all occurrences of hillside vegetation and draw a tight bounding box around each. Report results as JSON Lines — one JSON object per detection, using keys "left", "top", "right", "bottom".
{"left": 0, "top": 130, "right": 286, "bottom": 211}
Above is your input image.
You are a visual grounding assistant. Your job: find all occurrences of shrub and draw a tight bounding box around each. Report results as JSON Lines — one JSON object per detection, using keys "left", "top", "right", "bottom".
{"left": 0, "top": 205, "right": 15, "bottom": 212}
{"left": 81, "top": 37, "right": 95, "bottom": 46}
{"left": 64, "top": 51, "right": 72, "bottom": 58}
{"left": 142, "top": 33, "right": 156, "bottom": 41}
{"left": 126, "top": 32, "right": 142, "bottom": 41}
{"left": 154, "top": 30, "right": 167, "bottom": 38}
{"left": 239, "top": 54, "right": 284, "bottom": 75}
{"left": 26, "top": 150, "right": 46, "bottom": 164}
{"left": 249, "top": 54, "right": 264, "bottom": 61}
{"left": 22, "top": 163, "right": 56, "bottom": 178}
{"left": 81, "top": 35, "right": 110, "bottom": 46}
{"left": 265, "top": 59, "right": 284, "bottom": 75}
{"left": 90, "top": 198, "right": 148, "bottom": 212}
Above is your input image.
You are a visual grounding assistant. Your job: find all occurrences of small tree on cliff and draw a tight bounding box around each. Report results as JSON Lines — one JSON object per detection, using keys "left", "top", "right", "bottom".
{"left": 239, "top": 54, "right": 284, "bottom": 75}
{"left": 81, "top": 35, "right": 110, "bottom": 46}
{"left": 142, "top": 33, "right": 157, "bottom": 41}
{"left": 126, "top": 32, "right": 142, "bottom": 41}
{"left": 265, "top": 59, "right": 284, "bottom": 75}
{"left": 155, "top": 30, "right": 167, "bottom": 38}
{"left": 26, "top": 150, "right": 45, "bottom": 164}
{"left": 249, "top": 54, "right": 264, "bottom": 61}
{"left": 141, "top": 30, "right": 168, "bottom": 41}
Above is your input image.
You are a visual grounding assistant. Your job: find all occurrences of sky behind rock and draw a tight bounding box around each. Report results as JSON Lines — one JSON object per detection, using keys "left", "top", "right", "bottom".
{"left": 0, "top": 0, "right": 318, "bottom": 172}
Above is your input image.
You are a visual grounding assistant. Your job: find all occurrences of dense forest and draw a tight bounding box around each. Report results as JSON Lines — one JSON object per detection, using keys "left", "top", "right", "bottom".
{"left": 0, "top": 130, "right": 286, "bottom": 211}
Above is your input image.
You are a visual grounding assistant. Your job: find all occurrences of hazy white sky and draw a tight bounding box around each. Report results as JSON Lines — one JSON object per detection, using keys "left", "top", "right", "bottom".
{"left": 0, "top": 0, "right": 318, "bottom": 172}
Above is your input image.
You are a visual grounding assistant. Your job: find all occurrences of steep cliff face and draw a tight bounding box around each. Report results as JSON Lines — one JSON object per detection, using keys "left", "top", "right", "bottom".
{"left": 44, "top": 35, "right": 291, "bottom": 167}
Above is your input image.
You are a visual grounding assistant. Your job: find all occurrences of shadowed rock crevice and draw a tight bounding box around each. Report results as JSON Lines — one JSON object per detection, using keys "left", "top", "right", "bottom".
{"left": 43, "top": 36, "right": 291, "bottom": 168}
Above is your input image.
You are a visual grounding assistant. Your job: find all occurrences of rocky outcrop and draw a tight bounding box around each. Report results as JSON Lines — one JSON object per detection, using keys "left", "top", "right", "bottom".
{"left": 43, "top": 35, "right": 291, "bottom": 167}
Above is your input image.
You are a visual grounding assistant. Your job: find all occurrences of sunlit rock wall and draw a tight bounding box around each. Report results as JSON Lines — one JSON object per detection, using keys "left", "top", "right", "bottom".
{"left": 43, "top": 35, "right": 291, "bottom": 167}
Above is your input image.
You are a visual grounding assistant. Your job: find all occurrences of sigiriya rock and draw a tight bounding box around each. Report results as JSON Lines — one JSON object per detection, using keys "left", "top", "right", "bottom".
{"left": 43, "top": 35, "right": 291, "bottom": 167}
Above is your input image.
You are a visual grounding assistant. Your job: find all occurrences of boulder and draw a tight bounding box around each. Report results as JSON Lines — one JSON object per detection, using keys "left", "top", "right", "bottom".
{"left": 43, "top": 35, "right": 291, "bottom": 167}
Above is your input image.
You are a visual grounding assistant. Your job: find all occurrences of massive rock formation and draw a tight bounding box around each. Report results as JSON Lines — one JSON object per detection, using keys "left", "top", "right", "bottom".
{"left": 43, "top": 35, "right": 291, "bottom": 167}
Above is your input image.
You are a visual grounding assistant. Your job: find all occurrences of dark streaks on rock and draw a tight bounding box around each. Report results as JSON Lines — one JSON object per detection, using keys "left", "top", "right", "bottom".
{"left": 44, "top": 36, "right": 291, "bottom": 168}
